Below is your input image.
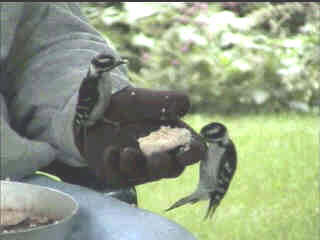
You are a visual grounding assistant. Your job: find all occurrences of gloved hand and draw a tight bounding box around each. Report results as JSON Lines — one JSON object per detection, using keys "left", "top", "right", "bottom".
{"left": 74, "top": 87, "right": 207, "bottom": 188}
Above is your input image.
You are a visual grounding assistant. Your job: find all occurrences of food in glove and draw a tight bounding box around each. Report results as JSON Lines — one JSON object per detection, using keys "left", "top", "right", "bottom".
{"left": 138, "top": 126, "right": 192, "bottom": 157}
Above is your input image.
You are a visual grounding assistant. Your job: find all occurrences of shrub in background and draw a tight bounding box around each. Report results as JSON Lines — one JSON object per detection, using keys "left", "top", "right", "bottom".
{"left": 82, "top": 2, "right": 319, "bottom": 114}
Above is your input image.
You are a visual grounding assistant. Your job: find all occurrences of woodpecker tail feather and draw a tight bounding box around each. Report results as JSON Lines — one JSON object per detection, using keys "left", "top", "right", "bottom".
{"left": 204, "top": 191, "right": 222, "bottom": 219}
{"left": 204, "top": 199, "right": 219, "bottom": 220}
{"left": 165, "top": 194, "right": 199, "bottom": 212}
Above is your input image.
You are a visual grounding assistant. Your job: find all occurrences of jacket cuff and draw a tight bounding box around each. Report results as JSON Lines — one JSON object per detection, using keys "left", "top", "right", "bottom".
{"left": 50, "top": 91, "right": 88, "bottom": 167}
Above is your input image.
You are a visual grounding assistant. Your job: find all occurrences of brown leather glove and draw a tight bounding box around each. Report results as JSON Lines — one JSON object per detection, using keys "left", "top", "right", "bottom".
{"left": 74, "top": 87, "right": 207, "bottom": 188}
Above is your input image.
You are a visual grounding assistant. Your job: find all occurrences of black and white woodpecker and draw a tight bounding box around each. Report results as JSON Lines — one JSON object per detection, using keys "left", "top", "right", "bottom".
{"left": 73, "top": 53, "right": 127, "bottom": 136}
{"left": 166, "top": 122, "right": 237, "bottom": 219}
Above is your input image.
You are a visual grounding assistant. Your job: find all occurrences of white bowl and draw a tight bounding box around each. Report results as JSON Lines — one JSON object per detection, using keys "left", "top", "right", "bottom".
{"left": 0, "top": 181, "right": 78, "bottom": 240}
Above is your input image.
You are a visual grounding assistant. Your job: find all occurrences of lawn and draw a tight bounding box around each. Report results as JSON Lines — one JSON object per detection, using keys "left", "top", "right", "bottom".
{"left": 137, "top": 113, "right": 319, "bottom": 240}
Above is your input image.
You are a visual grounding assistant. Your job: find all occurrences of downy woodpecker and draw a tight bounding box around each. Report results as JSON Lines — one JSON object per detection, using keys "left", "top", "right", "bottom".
{"left": 166, "top": 122, "right": 237, "bottom": 219}
{"left": 74, "top": 53, "right": 127, "bottom": 135}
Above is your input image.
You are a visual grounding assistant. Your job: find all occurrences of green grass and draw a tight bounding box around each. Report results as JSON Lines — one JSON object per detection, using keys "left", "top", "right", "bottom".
{"left": 137, "top": 113, "right": 319, "bottom": 240}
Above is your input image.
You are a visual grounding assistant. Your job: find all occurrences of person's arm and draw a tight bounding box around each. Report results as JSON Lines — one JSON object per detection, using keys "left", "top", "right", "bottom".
{"left": 1, "top": 3, "right": 207, "bottom": 187}
{"left": 0, "top": 94, "right": 56, "bottom": 180}
{"left": 3, "top": 3, "right": 129, "bottom": 172}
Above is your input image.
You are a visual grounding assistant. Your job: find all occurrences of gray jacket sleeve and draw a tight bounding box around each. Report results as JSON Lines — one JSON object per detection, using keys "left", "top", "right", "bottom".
{"left": 0, "top": 2, "right": 132, "bottom": 179}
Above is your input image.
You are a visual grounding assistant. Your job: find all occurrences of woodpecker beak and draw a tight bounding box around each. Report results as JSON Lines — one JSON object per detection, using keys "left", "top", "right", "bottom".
{"left": 118, "top": 59, "right": 129, "bottom": 65}
{"left": 108, "top": 59, "right": 128, "bottom": 71}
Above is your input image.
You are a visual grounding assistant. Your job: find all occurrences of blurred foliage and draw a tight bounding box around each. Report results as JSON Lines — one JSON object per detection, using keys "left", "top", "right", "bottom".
{"left": 81, "top": 2, "right": 320, "bottom": 114}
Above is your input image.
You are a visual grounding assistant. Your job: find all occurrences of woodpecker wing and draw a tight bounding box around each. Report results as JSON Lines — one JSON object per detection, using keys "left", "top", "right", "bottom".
{"left": 74, "top": 73, "right": 100, "bottom": 134}
{"left": 165, "top": 193, "right": 200, "bottom": 211}
{"left": 205, "top": 140, "right": 237, "bottom": 218}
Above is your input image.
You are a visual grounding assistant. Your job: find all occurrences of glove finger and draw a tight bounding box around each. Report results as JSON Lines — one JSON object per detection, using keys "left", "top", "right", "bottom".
{"left": 174, "top": 140, "right": 206, "bottom": 167}
{"left": 146, "top": 152, "right": 185, "bottom": 180}
{"left": 99, "top": 145, "right": 128, "bottom": 188}
{"left": 119, "top": 148, "right": 184, "bottom": 185}
{"left": 105, "top": 87, "right": 190, "bottom": 123}
{"left": 119, "top": 147, "right": 147, "bottom": 179}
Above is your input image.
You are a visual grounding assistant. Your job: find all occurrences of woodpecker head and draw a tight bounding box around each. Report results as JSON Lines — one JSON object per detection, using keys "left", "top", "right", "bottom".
{"left": 89, "top": 53, "right": 128, "bottom": 77}
{"left": 200, "top": 122, "right": 229, "bottom": 145}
